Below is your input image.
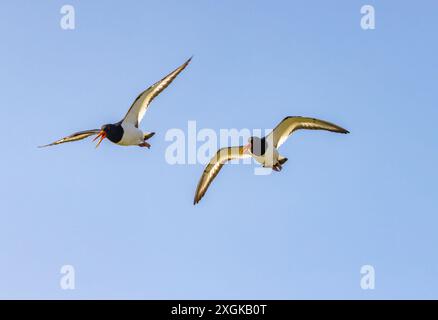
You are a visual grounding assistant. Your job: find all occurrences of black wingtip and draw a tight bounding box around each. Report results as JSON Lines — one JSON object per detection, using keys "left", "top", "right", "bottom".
{"left": 184, "top": 56, "right": 193, "bottom": 66}
{"left": 336, "top": 126, "right": 349, "bottom": 134}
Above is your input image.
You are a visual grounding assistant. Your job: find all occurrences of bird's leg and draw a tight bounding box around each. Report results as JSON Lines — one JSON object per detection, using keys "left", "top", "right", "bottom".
{"left": 139, "top": 142, "right": 151, "bottom": 149}
{"left": 139, "top": 132, "right": 155, "bottom": 149}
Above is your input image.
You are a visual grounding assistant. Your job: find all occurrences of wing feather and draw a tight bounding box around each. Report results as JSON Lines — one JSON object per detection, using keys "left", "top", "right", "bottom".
{"left": 39, "top": 129, "right": 100, "bottom": 148}
{"left": 193, "top": 146, "right": 250, "bottom": 205}
{"left": 267, "top": 116, "right": 349, "bottom": 148}
{"left": 122, "top": 57, "right": 192, "bottom": 127}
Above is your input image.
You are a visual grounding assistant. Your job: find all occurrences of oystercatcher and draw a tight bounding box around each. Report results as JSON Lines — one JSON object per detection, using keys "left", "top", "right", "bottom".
{"left": 40, "top": 57, "right": 192, "bottom": 149}
{"left": 193, "top": 116, "right": 349, "bottom": 204}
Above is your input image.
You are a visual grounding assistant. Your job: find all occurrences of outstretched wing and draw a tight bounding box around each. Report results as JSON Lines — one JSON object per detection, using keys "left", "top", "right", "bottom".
{"left": 194, "top": 146, "right": 250, "bottom": 205}
{"left": 39, "top": 129, "right": 100, "bottom": 148}
{"left": 122, "top": 57, "right": 192, "bottom": 127}
{"left": 266, "top": 116, "right": 349, "bottom": 148}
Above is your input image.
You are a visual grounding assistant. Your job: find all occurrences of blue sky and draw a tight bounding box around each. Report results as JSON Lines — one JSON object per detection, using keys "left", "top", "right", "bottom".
{"left": 1, "top": 0, "right": 437, "bottom": 299}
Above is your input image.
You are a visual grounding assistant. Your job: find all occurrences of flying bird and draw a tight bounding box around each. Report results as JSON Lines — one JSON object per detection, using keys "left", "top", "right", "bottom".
{"left": 193, "top": 116, "right": 349, "bottom": 204}
{"left": 40, "top": 57, "right": 192, "bottom": 149}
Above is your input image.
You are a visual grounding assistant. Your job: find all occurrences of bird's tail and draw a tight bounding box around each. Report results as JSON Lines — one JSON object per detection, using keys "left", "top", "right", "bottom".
{"left": 144, "top": 132, "right": 155, "bottom": 140}
{"left": 278, "top": 156, "right": 288, "bottom": 165}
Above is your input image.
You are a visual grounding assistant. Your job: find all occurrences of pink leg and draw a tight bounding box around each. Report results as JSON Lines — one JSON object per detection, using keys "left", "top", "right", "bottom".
{"left": 139, "top": 142, "right": 151, "bottom": 149}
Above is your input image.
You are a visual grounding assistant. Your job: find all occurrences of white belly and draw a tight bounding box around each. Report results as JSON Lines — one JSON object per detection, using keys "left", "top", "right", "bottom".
{"left": 253, "top": 147, "right": 279, "bottom": 168}
{"left": 118, "top": 123, "right": 144, "bottom": 146}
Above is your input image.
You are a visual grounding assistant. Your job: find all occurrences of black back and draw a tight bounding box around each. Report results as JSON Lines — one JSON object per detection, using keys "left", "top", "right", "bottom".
{"left": 102, "top": 123, "right": 124, "bottom": 143}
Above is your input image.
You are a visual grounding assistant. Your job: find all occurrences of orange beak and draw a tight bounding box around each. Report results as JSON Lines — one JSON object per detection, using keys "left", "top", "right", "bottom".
{"left": 243, "top": 143, "right": 251, "bottom": 154}
{"left": 93, "top": 130, "right": 106, "bottom": 148}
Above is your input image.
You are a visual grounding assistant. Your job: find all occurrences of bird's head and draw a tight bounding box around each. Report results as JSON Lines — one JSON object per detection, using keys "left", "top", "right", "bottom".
{"left": 243, "top": 136, "right": 266, "bottom": 156}
{"left": 93, "top": 124, "right": 111, "bottom": 148}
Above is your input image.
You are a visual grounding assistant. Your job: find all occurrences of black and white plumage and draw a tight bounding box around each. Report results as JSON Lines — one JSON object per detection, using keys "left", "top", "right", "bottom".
{"left": 193, "top": 116, "right": 349, "bottom": 204}
{"left": 40, "top": 57, "right": 192, "bottom": 149}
